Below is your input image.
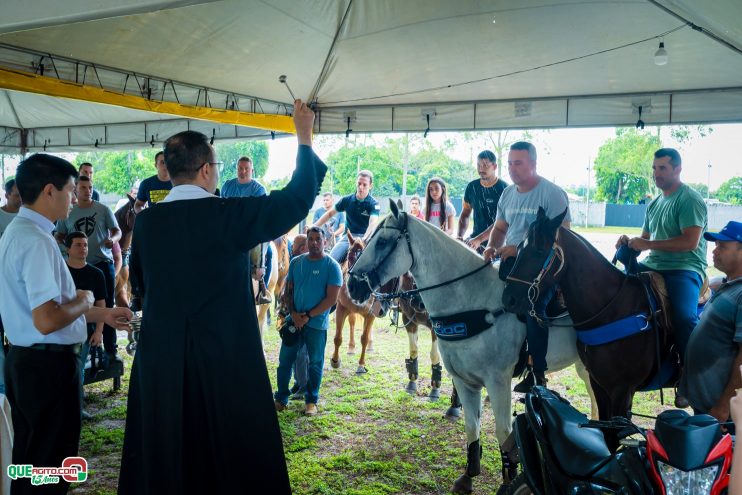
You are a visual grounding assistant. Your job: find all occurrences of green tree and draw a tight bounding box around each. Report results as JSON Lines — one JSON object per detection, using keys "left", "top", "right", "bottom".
{"left": 325, "top": 144, "right": 403, "bottom": 196}
{"left": 594, "top": 128, "right": 660, "bottom": 204}
{"left": 408, "top": 143, "right": 471, "bottom": 197}
{"left": 686, "top": 182, "right": 710, "bottom": 199}
{"left": 75, "top": 150, "right": 159, "bottom": 195}
{"left": 716, "top": 177, "right": 742, "bottom": 205}
{"left": 214, "top": 141, "right": 269, "bottom": 186}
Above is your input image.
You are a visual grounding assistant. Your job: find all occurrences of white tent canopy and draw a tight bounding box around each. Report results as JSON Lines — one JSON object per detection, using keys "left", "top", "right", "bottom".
{"left": 1, "top": 0, "right": 741, "bottom": 153}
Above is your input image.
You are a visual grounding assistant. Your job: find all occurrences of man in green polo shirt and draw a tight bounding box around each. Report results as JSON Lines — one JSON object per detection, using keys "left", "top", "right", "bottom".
{"left": 616, "top": 148, "right": 707, "bottom": 406}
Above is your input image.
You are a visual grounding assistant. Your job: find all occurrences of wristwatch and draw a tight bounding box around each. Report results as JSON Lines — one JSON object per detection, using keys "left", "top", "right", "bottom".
{"left": 304, "top": 311, "right": 312, "bottom": 319}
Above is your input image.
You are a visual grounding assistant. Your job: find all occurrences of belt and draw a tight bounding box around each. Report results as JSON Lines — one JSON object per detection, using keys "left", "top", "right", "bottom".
{"left": 29, "top": 343, "right": 82, "bottom": 354}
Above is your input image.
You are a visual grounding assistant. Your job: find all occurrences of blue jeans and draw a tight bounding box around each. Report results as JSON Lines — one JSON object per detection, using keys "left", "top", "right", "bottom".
{"left": 78, "top": 340, "right": 90, "bottom": 406}
{"left": 291, "top": 344, "right": 308, "bottom": 395}
{"left": 330, "top": 235, "right": 349, "bottom": 263}
{"left": 641, "top": 265, "right": 702, "bottom": 360}
{"left": 526, "top": 286, "right": 555, "bottom": 374}
{"left": 275, "top": 326, "right": 327, "bottom": 405}
{"left": 616, "top": 249, "right": 702, "bottom": 360}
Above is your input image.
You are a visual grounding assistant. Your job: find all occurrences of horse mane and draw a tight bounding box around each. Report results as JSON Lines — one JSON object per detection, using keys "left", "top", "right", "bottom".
{"left": 404, "top": 214, "right": 492, "bottom": 268}
{"left": 562, "top": 228, "right": 625, "bottom": 276}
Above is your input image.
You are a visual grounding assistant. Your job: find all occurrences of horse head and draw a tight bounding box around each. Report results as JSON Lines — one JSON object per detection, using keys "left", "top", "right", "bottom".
{"left": 348, "top": 199, "right": 414, "bottom": 303}
{"left": 502, "top": 206, "right": 568, "bottom": 315}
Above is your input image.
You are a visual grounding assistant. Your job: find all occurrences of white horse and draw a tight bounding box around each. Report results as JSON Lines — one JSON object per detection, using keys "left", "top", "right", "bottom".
{"left": 347, "top": 201, "right": 596, "bottom": 494}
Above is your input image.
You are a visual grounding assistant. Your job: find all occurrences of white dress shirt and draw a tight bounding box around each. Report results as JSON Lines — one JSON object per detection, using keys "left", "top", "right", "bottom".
{"left": 0, "top": 207, "right": 86, "bottom": 346}
{"left": 161, "top": 184, "right": 215, "bottom": 203}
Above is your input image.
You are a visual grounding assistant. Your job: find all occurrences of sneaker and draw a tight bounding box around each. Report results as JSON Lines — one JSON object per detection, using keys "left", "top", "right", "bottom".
{"left": 304, "top": 403, "right": 318, "bottom": 416}
{"left": 274, "top": 400, "right": 287, "bottom": 412}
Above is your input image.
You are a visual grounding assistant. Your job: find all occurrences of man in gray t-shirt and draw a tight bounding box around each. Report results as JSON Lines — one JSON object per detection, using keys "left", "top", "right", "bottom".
{"left": 679, "top": 221, "right": 742, "bottom": 421}
{"left": 56, "top": 176, "right": 122, "bottom": 358}
{"left": 483, "top": 141, "right": 570, "bottom": 392}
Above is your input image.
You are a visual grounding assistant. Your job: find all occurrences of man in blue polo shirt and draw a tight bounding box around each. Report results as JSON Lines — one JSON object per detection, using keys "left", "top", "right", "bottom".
{"left": 312, "top": 170, "right": 379, "bottom": 263}
{"left": 0, "top": 154, "right": 131, "bottom": 494}
{"left": 680, "top": 221, "right": 742, "bottom": 420}
{"left": 274, "top": 227, "right": 341, "bottom": 416}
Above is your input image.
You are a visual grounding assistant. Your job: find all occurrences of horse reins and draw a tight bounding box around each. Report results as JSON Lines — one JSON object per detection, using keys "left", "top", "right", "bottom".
{"left": 360, "top": 213, "right": 493, "bottom": 302}
{"left": 508, "top": 228, "right": 632, "bottom": 328}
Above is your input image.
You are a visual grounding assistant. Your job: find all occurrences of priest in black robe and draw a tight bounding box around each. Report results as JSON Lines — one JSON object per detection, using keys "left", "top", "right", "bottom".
{"left": 119, "top": 100, "right": 325, "bottom": 494}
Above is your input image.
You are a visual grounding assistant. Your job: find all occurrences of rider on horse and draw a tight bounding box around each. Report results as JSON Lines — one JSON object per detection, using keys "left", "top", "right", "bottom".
{"left": 615, "top": 148, "right": 708, "bottom": 408}
{"left": 484, "top": 141, "right": 571, "bottom": 392}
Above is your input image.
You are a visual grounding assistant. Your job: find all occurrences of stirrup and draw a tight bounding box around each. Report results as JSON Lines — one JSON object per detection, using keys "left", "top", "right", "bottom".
{"left": 513, "top": 370, "right": 536, "bottom": 393}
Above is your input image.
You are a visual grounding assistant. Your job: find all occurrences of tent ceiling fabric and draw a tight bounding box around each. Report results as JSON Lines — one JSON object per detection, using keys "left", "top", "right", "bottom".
{"left": 1, "top": 0, "right": 741, "bottom": 152}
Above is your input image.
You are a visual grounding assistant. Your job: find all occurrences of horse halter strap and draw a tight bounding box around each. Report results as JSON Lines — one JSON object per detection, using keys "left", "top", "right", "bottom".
{"left": 506, "top": 230, "right": 565, "bottom": 289}
{"left": 358, "top": 212, "right": 415, "bottom": 289}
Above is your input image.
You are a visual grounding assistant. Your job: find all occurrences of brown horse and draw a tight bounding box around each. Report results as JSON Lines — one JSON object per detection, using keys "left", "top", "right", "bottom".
{"left": 331, "top": 232, "right": 384, "bottom": 374}
{"left": 502, "top": 208, "right": 673, "bottom": 420}
{"left": 393, "top": 273, "right": 463, "bottom": 417}
{"left": 114, "top": 194, "right": 137, "bottom": 309}
{"left": 272, "top": 234, "right": 291, "bottom": 304}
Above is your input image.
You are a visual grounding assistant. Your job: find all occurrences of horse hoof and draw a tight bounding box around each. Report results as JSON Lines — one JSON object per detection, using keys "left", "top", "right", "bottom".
{"left": 445, "top": 406, "right": 463, "bottom": 421}
{"left": 366, "top": 346, "right": 375, "bottom": 353}
{"left": 331, "top": 358, "right": 341, "bottom": 369}
{"left": 428, "top": 388, "right": 441, "bottom": 401}
{"left": 355, "top": 365, "right": 368, "bottom": 375}
{"left": 452, "top": 473, "right": 473, "bottom": 494}
{"left": 405, "top": 381, "right": 417, "bottom": 394}
{"left": 347, "top": 347, "right": 356, "bottom": 355}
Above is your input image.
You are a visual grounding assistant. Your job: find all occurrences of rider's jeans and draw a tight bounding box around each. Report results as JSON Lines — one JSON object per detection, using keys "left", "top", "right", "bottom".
{"left": 275, "top": 326, "right": 328, "bottom": 405}
{"left": 615, "top": 249, "right": 702, "bottom": 361}
{"left": 526, "top": 285, "right": 555, "bottom": 374}
{"left": 291, "top": 343, "right": 308, "bottom": 395}
{"left": 639, "top": 264, "right": 702, "bottom": 361}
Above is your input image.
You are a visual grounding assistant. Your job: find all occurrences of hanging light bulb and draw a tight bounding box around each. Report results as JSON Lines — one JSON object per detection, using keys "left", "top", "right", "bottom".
{"left": 654, "top": 41, "right": 668, "bottom": 66}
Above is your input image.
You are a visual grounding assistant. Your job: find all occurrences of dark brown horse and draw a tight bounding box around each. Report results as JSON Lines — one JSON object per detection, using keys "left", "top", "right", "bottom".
{"left": 501, "top": 207, "right": 672, "bottom": 420}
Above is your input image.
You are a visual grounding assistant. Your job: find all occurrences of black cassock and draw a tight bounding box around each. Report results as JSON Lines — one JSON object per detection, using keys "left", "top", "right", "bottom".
{"left": 119, "top": 146, "right": 326, "bottom": 494}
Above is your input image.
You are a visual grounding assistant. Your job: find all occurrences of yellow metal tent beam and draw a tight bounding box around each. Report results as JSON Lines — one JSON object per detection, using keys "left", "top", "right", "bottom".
{"left": 0, "top": 66, "right": 295, "bottom": 134}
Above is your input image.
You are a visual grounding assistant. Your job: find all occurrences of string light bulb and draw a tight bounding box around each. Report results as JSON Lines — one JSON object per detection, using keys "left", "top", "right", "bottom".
{"left": 654, "top": 41, "right": 668, "bottom": 66}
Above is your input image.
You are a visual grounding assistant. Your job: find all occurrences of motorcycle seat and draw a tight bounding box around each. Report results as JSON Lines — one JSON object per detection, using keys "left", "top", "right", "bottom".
{"left": 540, "top": 394, "right": 612, "bottom": 478}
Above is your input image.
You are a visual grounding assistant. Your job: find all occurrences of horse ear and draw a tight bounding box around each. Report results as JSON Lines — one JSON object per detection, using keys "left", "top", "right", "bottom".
{"left": 396, "top": 199, "right": 403, "bottom": 210}
{"left": 389, "top": 199, "right": 400, "bottom": 218}
{"left": 536, "top": 206, "right": 547, "bottom": 224}
{"left": 347, "top": 231, "right": 356, "bottom": 244}
{"left": 548, "top": 208, "right": 569, "bottom": 232}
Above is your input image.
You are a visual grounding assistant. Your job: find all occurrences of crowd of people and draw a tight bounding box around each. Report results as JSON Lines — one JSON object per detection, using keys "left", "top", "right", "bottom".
{"left": 0, "top": 97, "right": 740, "bottom": 494}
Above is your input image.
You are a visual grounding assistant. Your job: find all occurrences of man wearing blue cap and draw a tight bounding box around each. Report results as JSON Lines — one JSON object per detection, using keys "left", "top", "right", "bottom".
{"left": 679, "top": 221, "right": 742, "bottom": 421}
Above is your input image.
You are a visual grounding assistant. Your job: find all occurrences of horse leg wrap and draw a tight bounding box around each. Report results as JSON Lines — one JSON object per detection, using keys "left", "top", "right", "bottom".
{"left": 431, "top": 363, "right": 443, "bottom": 388}
{"left": 451, "top": 387, "right": 462, "bottom": 409}
{"left": 500, "top": 439, "right": 520, "bottom": 484}
{"left": 466, "top": 440, "right": 482, "bottom": 477}
{"left": 405, "top": 357, "right": 419, "bottom": 381}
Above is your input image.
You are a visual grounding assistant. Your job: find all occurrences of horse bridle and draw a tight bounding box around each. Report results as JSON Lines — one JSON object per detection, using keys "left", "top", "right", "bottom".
{"left": 507, "top": 228, "right": 631, "bottom": 328}
{"left": 506, "top": 229, "right": 566, "bottom": 319}
{"left": 354, "top": 212, "right": 492, "bottom": 302}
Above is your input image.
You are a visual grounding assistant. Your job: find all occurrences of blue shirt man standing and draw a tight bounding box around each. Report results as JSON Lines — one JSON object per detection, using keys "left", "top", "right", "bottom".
{"left": 274, "top": 226, "right": 342, "bottom": 416}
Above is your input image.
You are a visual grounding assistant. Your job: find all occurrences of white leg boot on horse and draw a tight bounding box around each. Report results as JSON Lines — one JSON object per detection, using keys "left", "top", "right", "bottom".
{"left": 346, "top": 201, "right": 596, "bottom": 493}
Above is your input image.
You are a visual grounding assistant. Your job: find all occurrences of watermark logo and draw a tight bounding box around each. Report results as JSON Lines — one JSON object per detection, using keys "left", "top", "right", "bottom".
{"left": 7, "top": 457, "right": 87, "bottom": 485}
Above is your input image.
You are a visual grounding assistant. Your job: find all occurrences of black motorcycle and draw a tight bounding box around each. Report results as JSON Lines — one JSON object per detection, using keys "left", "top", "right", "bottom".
{"left": 502, "top": 386, "right": 732, "bottom": 494}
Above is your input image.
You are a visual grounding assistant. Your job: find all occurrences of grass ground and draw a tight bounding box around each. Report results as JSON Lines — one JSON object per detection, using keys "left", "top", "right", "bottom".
{"left": 70, "top": 319, "right": 677, "bottom": 495}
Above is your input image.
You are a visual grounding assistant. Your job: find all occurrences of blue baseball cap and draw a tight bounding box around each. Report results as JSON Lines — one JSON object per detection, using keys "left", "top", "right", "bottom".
{"left": 704, "top": 221, "right": 742, "bottom": 243}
